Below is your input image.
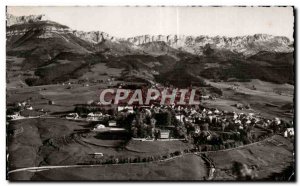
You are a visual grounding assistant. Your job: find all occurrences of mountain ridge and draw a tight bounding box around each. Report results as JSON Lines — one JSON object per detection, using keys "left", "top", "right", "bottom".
{"left": 7, "top": 14, "right": 293, "bottom": 57}
{"left": 6, "top": 13, "right": 295, "bottom": 87}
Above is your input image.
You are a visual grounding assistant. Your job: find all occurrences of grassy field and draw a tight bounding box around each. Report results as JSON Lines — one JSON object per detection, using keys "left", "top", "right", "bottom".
{"left": 8, "top": 134, "right": 294, "bottom": 181}
{"left": 125, "top": 140, "right": 193, "bottom": 153}
{"left": 7, "top": 118, "right": 85, "bottom": 169}
{"left": 11, "top": 154, "right": 207, "bottom": 181}
{"left": 7, "top": 83, "right": 106, "bottom": 114}
{"left": 203, "top": 79, "right": 294, "bottom": 122}
{"left": 206, "top": 135, "right": 294, "bottom": 180}
{"left": 7, "top": 117, "right": 194, "bottom": 180}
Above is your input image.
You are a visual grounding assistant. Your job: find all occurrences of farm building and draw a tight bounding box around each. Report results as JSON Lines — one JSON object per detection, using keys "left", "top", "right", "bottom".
{"left": 108, "top": 120, "right": 117, "bottom": 127}
{"left": 87, "top": 112, "right": 103, "bottom": 121}
{"left": 91, "top": 152, "right": 103, "bottom": 158}
{"left": 7, "top": 112, "right": 21, "bottom": 120}
{"left": 25, "top": 105, "right": 33, "bottom": 110}
{"left": 118, "top": 106, "right": 134, "bottom": 113}
{"left": 284, "top": 128, "right": 294, "bottom": 138}
{"left": 201, "top": 95, "right": 210, "bottom": 100}
{"left": 93, "top": 124, "right": 106, "bottom": 131}
{"left": 160, "top": 130, "right": 170, "bottom": 139}
{"left": 176, "top": 114, "right": 185, "bottom": 122}
{"left": 66, "top": 113, "right": 79, "bottom": 120}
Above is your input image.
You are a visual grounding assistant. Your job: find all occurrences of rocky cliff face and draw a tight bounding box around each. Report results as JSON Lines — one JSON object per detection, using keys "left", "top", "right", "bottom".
{"left": 127, "top": 34, "right": 293, "bottom": 56}
{"left": 6, "top": 14, "right": 117, "bottom": 45}
{"left": 6, "top": 14, "right": 49, "bottom": 26}
{"left": 6, "top": 14, "right": 71, "bottom": 39}
{"left": 72, "top": 31, "right": 116, "bottom": 43}
{"left": 7, "top": 26, "right": 71, "bottom": 37}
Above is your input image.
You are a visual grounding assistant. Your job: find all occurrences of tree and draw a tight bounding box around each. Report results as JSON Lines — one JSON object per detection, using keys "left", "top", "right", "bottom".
{"left": 174, "top": 123, "right": 187, "bottom": 139}
{"left": 131, "top": 127, "right": 138, "bottom": 138}
{"left": 203, "top": 44, "right": 214, "bottom": 56}
{"left": 232, "top": 161, "right": 257, "bottom": 180}
{"left": 174, "top": 151, "right": 182, "bottom": 156}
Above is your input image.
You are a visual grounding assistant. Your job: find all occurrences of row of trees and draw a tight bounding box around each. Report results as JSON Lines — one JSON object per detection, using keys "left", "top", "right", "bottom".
{"left": 74, "top": 105, "right": 115, "bottom": 116}
{"left": 81, "top": 130, "right": 275, "bottom": 166}
{"left": 81, "top": 150, "right": 184, "bottom": 165}
{"left": 77, "top": 123, "right": 280, "bottom": 169}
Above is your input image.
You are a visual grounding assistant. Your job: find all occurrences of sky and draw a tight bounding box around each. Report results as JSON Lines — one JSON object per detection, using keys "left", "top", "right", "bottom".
{"left": 7, "top": 6, "right": 294, "bottom": 39}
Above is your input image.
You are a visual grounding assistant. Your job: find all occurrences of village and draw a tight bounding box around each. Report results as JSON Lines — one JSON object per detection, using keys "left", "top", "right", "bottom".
{"left": 6, "top": 92, "right": 294, "bottom": 181}
{"left": 7, "top": 88, "right": 294, "bottom": 146}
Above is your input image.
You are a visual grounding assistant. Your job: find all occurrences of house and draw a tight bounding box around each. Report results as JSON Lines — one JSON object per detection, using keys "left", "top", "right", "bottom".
{"left": 150, "top": 118, "right": 157, "bottom": 126}
{"left": 15, "top": 102, "right": 22, "bottom": 107}
{"left": 284, "top": 128, "right": 294, "bottom": 138}
{"left": 235, "top": 103, "right": 244, "bottom": 110}
{"left": 214, "top": 109, "right": 220, "bottom": 114}
{"left": 274, "top": 117, "right": 281, "bottom": 125}
{"left": 160, "top": 130, "right": 170, "bottom": 139}
{"left": 94, "top": 124, "right": 105, "bottom": 129}
{"left": 108, "top": 120, "right": 117, "bottom": 127}
{"left": 86, "top": 100, "right": 94, "bottom": 105}
{"left": 21, "top": 101, "right": 27, "bottom": 107}
{"left": 93, "top": 124, "right": 106, "bottom": 131}
{"left": 25, "top": 105, "right": 33, "bottom": 110}
{"left": 195, "top": 126, "right": 201, "bottom": 134}
{"left": 91, "top": 152, "right": 104, "bottom": 158}
{"left": 66, "top": 113, "right": 79, "bottom": 120}
{"left": 118, "top": 106, "right": 134, "bottom": 113}
{"left": 201, "top": 95, "right": 210, "bottom": 100}
{"left": 176, "top": 114, "right": 185, "bottom": 122}
{"left": 7, "top": 112, "right": 22, "bottom": 120}
{"left": 86, "top": 112, "right": 103, "bottom": 121}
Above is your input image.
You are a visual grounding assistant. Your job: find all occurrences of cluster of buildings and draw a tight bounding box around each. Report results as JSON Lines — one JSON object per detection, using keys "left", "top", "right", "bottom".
{"left": 7, "top": 98, "right": 57, "bottom": 120}
{"left": 7, "top": 101, "right": 37, "bottom": 120}
{"left": 65, "top": 98, "right": 293, "bottom": 142}
{"left": 171, "top": 106, "right": 293, "bottom": 138}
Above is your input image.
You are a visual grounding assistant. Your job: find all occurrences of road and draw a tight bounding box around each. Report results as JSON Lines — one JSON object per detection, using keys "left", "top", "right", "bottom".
{"left": 10, "top": 116, "right": 57, "bottom": 121}
{"left": 196, "top": 154, "right": 216, "bottom": 180}
{"left": 8, "top": 155, "right": 184, "bottom": 174}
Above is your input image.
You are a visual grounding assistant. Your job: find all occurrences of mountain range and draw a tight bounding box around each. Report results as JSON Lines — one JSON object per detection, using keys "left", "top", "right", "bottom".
{"left": 6, "top": 14, "right": 294, "bottom": 87}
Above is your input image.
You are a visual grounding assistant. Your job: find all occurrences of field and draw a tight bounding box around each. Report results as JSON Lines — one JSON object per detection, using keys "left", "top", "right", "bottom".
{"left": 8, "top": 134, "right": 294, "bottom": 181}
{"left": 12, "top": 154, "right": 207, "bottom": 181}
{"left": 203, "top": 79, "right": 294, "bottom": 122}
{"left": 7, "top": 117, "right": 193, "bottom": 180}
{"left": 207, "top": 135, "right": 294, "bottom": 180}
